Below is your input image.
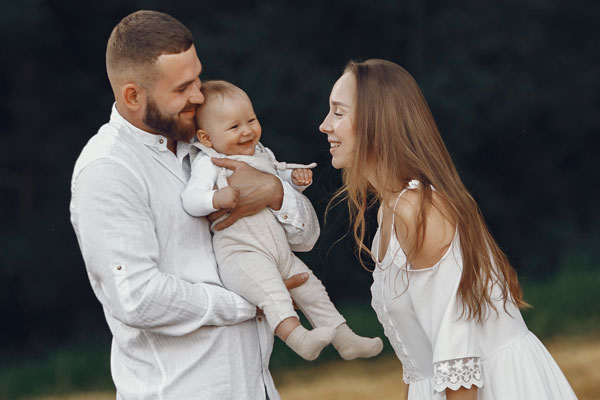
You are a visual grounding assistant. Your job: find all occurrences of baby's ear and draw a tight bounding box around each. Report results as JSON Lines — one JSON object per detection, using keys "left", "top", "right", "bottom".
{"left": 196, "top": 130, "right": 212, "bottom": 147}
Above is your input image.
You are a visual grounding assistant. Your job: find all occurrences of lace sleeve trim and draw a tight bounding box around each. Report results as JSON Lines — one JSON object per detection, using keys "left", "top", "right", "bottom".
{"left": 433, "top": 357, "right": 484, "bottom": 393}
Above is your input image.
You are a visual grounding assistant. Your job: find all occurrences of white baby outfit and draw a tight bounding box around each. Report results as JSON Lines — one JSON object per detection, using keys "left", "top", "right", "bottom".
{"left": 182, "top": 143, "right": 346, "bottom": 333}
{"left": 370, "top": 180, "right": 577, "bottom": 399}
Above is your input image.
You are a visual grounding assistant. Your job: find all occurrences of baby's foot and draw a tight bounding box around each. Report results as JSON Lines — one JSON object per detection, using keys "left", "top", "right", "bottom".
{"left": 285, "top": 325, "right": 335, "bottom": 361}
{"left": 332, "top": 323, "right": 383, "bottom": 360}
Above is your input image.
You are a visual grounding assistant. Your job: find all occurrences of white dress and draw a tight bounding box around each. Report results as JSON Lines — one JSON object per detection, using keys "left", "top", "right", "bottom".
{"left": 370, "top": 181, "right": 577, "bottom": 399}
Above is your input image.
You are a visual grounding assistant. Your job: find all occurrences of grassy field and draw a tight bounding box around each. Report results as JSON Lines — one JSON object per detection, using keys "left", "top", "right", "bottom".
{"left": 3, "top": 266, "right": 598, "bottom": 400}
{"left": 25, "top": 334, "right": 600, "bottom": 400}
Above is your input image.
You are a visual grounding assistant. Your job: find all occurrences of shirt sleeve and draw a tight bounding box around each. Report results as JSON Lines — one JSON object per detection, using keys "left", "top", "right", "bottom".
{"left": 181, "top": 155, "right": 219, "bottom": 216}
{"left": 408, "top": 248, "right": 483, "bottom": 394}
{"left": 71, "top": 159, "right": 256, "bottom": 336}
{"left": 263, "top": 147, "right": 320, "bottom": 252}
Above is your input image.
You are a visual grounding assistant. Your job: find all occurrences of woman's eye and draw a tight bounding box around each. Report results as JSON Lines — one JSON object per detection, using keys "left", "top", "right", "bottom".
{"left": 333, "top": 112, "right": 343, "bottom": 117}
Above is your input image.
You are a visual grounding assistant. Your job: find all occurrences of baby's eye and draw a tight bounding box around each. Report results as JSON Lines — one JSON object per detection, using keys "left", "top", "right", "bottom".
{"left": 248, "top": 118, "right": 256, "bottom": 123}
{"left": 229, "top": 124, "right": 239, "bottom": 130}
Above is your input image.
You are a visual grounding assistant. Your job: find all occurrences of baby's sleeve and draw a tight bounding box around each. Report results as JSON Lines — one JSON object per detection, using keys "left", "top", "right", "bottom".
{"left": 263, "top": 146, "right": 311, "bottom": 192}
{"left": 408, "top": 251, "right": 484, "bottom": 394}
{"left": 181, "top": 155, "right": 219, "bottom": 217}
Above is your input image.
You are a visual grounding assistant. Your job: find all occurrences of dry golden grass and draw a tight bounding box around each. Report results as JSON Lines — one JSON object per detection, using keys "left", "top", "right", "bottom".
{"left": 32, "top": 335, "right": 599, "bottom": 400}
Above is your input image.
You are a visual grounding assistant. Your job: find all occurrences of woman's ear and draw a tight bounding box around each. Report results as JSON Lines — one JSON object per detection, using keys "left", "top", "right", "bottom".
{"left": 121, "top": 83, "right": 144, "bottom": 111}
{"left": 197, "top": 130, "right": 212, "bottom": 147}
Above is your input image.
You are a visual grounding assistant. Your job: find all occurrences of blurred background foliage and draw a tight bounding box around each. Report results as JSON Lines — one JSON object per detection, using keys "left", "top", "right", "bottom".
{"left": 1, "top": 0, "right": 598, "bottom": 397}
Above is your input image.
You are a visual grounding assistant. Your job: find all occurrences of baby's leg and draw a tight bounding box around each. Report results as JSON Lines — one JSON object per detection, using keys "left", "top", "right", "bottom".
{"left": 286, "top": 256, "right": 383, "bottom": 360}
{"left": 219, "top": 253, "right": 334, "bottom": 360}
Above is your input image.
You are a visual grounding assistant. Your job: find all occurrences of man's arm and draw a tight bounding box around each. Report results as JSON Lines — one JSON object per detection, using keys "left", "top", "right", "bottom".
{"left": 71, "top": 160, "right": 256, "bottom": 336}
{"left": 210, "top": 158, "right": 320, "bottom": 252}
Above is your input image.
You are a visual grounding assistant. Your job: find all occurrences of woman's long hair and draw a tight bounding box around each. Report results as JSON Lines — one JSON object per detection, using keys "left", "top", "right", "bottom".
{"left": 333, "top": 59, "right": 528, "bottom": 322}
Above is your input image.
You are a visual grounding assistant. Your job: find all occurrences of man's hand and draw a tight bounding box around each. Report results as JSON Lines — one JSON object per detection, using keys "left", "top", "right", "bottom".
{"left": 210, "top": 157, "right": 283, "bottom": 230}
{"left": 291, "top": 168, "right": 313, "bottom": 186}
{"left": 256, "top": 273, "right": 308, "bottom": 316}
{"left": 213, "top": 186, "right": 240, "bottom": 210}
{"left": 283, "top": 272, "right": 308, "bottom": 291}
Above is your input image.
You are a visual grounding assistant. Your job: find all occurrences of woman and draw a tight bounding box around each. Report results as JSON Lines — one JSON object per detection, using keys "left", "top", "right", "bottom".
{"left": 319, "top": 59, "right": 576, "bottom": 399}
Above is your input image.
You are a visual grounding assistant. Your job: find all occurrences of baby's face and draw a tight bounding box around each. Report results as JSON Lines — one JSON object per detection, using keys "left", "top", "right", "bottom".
{"left": 199, "top": 94, "right": 262, "bottom": 156}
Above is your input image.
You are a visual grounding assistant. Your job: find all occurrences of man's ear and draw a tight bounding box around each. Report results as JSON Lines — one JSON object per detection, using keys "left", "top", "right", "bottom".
{"left": 121, "top": 83, "right": 145, "bottom": 111}
{"left": 197, "top": 130, "right": 213, "bottom": 147}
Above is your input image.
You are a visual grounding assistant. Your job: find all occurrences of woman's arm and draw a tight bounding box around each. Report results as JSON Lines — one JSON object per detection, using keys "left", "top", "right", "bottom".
{"left": 446, "top": 386, "right": 478, "bottom": 400}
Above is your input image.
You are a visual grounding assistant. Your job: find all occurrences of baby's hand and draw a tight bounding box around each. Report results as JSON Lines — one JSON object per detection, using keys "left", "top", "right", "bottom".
{"left": 213, "top": 186, "right": 240, "bottom": 210}
{"left": 291, "top": 168, "right": 313, "bottom": 186}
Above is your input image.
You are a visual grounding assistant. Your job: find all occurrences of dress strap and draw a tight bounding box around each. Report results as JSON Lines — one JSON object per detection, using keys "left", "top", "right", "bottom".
{"left": 391, "top": 180, "right": 420, "bottom": 226}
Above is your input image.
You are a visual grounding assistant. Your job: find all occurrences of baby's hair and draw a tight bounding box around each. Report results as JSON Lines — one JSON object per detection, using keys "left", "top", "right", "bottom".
{"left": 201, "top": 80, "right": 248, "bottom": 100}
{"left": 195, "top": 80, "right": 249, "bottom": 128}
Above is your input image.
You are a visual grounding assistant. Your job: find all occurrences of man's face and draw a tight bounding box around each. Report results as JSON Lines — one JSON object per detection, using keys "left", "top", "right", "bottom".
{"left": 142, "top": 45, "right": 204, "bottom": 142}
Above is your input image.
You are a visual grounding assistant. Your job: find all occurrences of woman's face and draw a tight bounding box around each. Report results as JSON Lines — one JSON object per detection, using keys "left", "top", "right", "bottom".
{"left": 319, "top": 72, "right": 357, "bottom": 169}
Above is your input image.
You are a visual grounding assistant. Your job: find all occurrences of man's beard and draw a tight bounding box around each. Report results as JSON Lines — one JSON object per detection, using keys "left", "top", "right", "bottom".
{"left": 142, "top": 97, "right": 195, "bottom": 142}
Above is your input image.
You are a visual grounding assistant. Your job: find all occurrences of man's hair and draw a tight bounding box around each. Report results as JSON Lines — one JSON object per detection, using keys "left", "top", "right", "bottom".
{"left": 106, "top": 10, "right": 193, "bottom": 90}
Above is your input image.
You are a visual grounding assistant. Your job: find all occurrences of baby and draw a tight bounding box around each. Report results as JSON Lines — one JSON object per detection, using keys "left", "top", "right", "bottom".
{"left": 182, "top": 80, "right": 383, "bottom": 361}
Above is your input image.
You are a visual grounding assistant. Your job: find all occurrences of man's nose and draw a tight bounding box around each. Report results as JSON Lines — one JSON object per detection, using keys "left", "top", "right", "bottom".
{"left": 189, "top": 79, "right": 204, "bottom": 104}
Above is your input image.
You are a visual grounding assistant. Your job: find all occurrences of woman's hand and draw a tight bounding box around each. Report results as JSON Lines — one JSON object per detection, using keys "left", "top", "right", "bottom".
{"left": 209, "top": 157, "right": 284, "bottom": 230}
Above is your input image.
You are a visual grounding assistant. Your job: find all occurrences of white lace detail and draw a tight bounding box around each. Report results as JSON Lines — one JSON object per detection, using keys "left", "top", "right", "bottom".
{"left": 433, "top": 357, "right": 483, "bottom": 393}
{"left": 371, "top": 270, "right": 423, "bottom": 383}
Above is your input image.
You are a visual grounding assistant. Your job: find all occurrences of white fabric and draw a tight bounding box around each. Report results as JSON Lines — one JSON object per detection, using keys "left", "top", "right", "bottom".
{"left": 370, "top": 181, "right": 577, "bottom": 399}
{"left": 182, "top": 144, "right": 344, "bottom": 333}
{"left": 69, "top": 104, "right": 319, "bottom": 400}
{"left": 181, "top": 142, "right": 314, "bottom": 217}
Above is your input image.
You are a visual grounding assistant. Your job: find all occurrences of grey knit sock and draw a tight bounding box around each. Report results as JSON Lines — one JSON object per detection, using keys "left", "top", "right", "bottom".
{"left": 332, "top": 323, "right": 384, "bottom": 360}
{"left": 285, "top": 325, "right": 335, "bottom": 361}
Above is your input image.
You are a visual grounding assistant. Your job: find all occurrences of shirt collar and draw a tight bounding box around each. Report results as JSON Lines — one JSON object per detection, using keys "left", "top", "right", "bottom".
{"left": 110, "top": 103, "right": 170, "bottom": 151}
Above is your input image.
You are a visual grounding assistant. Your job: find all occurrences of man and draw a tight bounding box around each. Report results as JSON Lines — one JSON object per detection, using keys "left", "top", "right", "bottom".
{"left": 70, "top": 10, "right": 319, "bottom": 399}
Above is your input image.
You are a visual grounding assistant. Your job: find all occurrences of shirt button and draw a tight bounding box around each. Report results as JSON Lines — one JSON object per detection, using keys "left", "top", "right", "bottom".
{"left": 283, "top": 215, "right": 288, "bottom": 220}
{"left": 159, "top": 139, "right": 164, "bottom": 144}
{"left": 116, "top": 266, "right": 122, "bottom": 270}
{"left": 257, "top": 316, "right": 263, "bottom": 322}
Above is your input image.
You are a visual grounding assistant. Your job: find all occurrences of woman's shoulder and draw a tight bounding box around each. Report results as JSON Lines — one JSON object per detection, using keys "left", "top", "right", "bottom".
{"left": 392, "top": 187, "right": 455, "bottom": 270}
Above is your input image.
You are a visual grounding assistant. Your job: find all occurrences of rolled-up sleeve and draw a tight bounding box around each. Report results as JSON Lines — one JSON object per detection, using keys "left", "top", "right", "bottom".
{"left": 71, "top": 159, "right": 256, "bottom": 336}
{"left": 270, "top": 180, "right": 320, "bottom": 252}
{"left": 262, "top": 146, "right": 320, "bottom": 252}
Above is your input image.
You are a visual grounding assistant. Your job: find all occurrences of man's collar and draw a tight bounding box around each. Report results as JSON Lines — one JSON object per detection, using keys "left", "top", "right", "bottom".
{"left": 110, "top": 103, "right": 170, "bottom": 151}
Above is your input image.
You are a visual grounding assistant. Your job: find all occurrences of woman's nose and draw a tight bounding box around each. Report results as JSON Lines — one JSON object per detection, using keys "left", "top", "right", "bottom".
{"left": 319, "top": 115, "right": 332, "bottom": 134}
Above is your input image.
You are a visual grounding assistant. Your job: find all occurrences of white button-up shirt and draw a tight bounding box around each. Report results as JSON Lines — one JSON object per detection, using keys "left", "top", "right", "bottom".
{"left": 70, "top": 105, "right": 320, "bottom": 399}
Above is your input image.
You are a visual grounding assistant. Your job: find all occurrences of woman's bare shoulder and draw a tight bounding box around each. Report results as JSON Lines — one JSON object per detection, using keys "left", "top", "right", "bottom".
{"left": 393, "top": 189, "right": 455, "bottom": 270}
